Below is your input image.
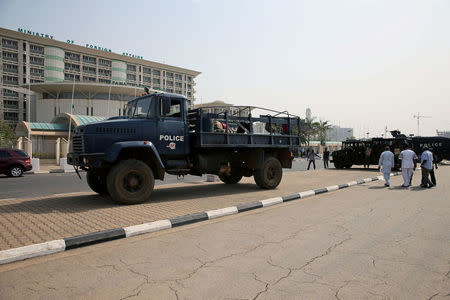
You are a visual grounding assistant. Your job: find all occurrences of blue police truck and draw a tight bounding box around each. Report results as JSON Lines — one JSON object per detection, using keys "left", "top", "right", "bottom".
{"left": 68, "top": 92, "right": 301, "bottom": 204}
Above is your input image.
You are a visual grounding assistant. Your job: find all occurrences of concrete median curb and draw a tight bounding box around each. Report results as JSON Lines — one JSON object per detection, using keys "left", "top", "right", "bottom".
{"left": 0, "top": 172, "right": 401, "bottom": 265}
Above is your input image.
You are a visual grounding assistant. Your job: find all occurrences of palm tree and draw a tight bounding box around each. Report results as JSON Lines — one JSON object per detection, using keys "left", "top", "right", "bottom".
{"left": 316, "top": 120, "right": 333, "bottom": 146}
{"left": 301, "top": 117, "right": 320, "bottom": 146}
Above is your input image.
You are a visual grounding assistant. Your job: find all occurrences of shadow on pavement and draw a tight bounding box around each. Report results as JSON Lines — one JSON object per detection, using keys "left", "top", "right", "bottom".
{"left": 0, "top": 182, "right": 262, "bottom": 214}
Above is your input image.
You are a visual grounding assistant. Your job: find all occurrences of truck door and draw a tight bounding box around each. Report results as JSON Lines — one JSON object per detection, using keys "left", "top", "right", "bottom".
{"left": 157, "top": 95, "right": 189, "bottom": 156}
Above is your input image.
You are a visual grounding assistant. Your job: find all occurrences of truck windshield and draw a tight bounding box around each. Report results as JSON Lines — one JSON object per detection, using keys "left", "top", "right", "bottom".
{"left": 125, "top": 96, "right": 153, "bottom": 118}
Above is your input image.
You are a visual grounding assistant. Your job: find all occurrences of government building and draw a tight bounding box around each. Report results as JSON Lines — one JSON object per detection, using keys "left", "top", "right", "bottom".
{"left": 0, "top": 27, "right": 200, "bottom": 126}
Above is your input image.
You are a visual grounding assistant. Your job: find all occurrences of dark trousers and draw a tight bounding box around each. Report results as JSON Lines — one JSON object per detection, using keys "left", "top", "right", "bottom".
{"left": 323, "top": 159, "right": 329, "bottom": 168}
{"left": 430, "top": 169, "right": 436, "bottom": 185}
{"left": 421, "top": 168, "right": 433, "bottom": 187}
{"left": 307, "top": 160, "right": 316, "bottom": 170}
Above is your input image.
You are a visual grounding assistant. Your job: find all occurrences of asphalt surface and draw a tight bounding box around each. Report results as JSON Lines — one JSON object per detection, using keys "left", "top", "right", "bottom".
{"left": 1, "top": 166, "right": 448, "bottom": 299}
{"left": 0, "top": 158, "right": 330, "bottom": 200}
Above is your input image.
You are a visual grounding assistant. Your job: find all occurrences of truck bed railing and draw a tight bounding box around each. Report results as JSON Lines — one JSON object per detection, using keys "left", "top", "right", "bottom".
{"left": 188, "top": 106, "right": 301, "bottom": 148}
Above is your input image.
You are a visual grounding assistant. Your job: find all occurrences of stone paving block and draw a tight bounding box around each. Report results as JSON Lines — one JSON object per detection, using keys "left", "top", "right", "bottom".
{"left": 0, "top": 169, "right": 391, "bottom": 250}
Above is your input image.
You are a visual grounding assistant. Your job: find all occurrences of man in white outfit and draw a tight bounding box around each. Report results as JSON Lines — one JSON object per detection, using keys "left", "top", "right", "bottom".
{"left": 378, "top": 146, "right": 395, "bottom": 187}
{"left": 398, "top": 145, "right": 418, "bottom": 187}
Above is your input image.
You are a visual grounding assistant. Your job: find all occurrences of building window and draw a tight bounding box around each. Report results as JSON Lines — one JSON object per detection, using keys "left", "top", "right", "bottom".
{"left": 3, "top": 89, "right": 19, "bottom": 98}
{"left": 30, "top": 79, "right": 44, "bottom": 83}
{"left": 82, "top": 55, "right": 96, "bottom": 64}
{"left": 99, "top": 58, "right": 111, "bottom": 67}
{"left": 98, "top": 69, "right": 111, "bottom": 76}
{"left": 65, "top": 63, "right": 80, "bottom": 72}
{"left": 2, "top": 39, "right": 18, "bottom": 49}
{"left": 152, "top": 69, "right": 160, "bottom": 76}
{"left": 3, "top": 64, "right": 18, "bottom": 74}
{"left": 64, "top": 73, "right": 80, "bottom": 81}
{"left": 175, "top": 82, "right": 182, "bottom": 88}
{"left": 30, "top": 56, "right": 44, "bottom": 66}
{"left": 166, "top": 72, "right": 173, "bottom": 79}
{"left": 167, "top": 80, "right": 173, "bottom": 87}
{"left": 143, "top": 76, "right": 151, "bottom": 83}
{"left": 3, "top": 75, "right": 19, "bottom": 85}
{"left": 30, "top": 67, "right": 44, "bottom": 77}
{"left": 65, "top": 52, "right": 80, "bottom": 61}
{"left": 83, "top": 76, "right": 96, "bottom": 82}
{"left": 127, "top": 74, "right": 136, "bottom": 81}
{"left": 99, "top": 78, "right": 111, "bottom": 84}
{"left": 143, "top": 67, "right": 151, "bottom": 74}
{"left": 30, "top": 44, "right": 44, "bottom": 55}
{"left": 91, "top": 107, "right": 93, "bottom": 115}
{"left": 2, "top": 51, "right": 18, "bottom": 61}
{"left": 82, "top": 66, "right": 96, "bottom": 74}
{"left": 127, "top": 64, "right": 136, "bottom": 72}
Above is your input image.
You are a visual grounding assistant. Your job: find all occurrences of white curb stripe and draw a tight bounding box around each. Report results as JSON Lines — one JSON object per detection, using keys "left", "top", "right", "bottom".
{"left": 0, "top": 239, "right": 66, "bottom": 265}
{"left": 261, "top": 197, "right": 283, "bottom": 207}
{"left": 124, "top": 220, "right": 172, "bottom": 237}
{"left": 206, "top": 206, "right": 238, "bottom": 219}
{"left": 299, "top": 190, "right": 315, "bottom": 198}
{"left": 347, "top": 181, "right": 358, "bottom": 186}
{"left": 377, "top": 175, "right": 384, "bottom": 180}
{"left": 363, "top": 178, "right": 372, "bottom": 183}
{"left": 326, "top": 185, "right": 339, "bottom": 192}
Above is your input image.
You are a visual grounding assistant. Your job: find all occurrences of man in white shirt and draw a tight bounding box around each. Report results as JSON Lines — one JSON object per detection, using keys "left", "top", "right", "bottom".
{"left": 398, "top": 145, "right": 418, "bottom": 187}
{"left": 420, "top": 146, "right": 434, "bottom": 188}
{"left": 378, "top": 146, "right": 395, "bottom": 187}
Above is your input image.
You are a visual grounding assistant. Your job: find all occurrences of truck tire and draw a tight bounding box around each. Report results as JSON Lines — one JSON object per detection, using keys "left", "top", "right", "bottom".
{"left": 219, "top": 170, "right": 243, "bottom": 184}
{"left": 254, "top": 157, "right": 282, "bottom": 189}
{"left": 107, "top": 159, "right": 154, "bottom": 204}
{"left": 334, "top": 162, "right": 343, "bottom": 169}
{"left": 87, "top": 169, "right": 109, "bottom": 195}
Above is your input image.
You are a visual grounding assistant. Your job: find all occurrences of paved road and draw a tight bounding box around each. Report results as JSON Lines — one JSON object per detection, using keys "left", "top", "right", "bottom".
{"left": 0, "top": 158, "right": 331, "bottom": 200}
{"left": 1, "top": 167, "right": 448, "bottom": 299}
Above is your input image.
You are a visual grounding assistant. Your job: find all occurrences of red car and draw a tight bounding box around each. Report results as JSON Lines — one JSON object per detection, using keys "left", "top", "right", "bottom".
{"left": 0, "top": 149, "right": 32, "bottom": 177}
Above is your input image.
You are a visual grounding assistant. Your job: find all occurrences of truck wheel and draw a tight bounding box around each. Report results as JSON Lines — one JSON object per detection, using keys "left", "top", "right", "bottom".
{"left": 219, "top": 170, "right": 243, "bottom": 184}
{"left": 334, "top": 162, "right": 343, "bottom": 169}
{"left": 107, "top": 159, "right": 154, "bottom": 204}
{"left": 87, "top": 169, "right": 109, "bottom": 195}
{"left": 254, "top": 157, "right": 282, "bottom": 189}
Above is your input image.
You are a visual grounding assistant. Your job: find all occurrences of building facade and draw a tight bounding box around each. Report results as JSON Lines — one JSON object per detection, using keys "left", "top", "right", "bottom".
{"left": 0, "top": 27, "right": 200, "bottom": 126}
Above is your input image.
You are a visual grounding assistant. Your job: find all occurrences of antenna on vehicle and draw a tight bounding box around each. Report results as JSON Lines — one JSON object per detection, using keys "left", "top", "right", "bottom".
{"left": 413, "top": 113, "right": 431, "bottom": 136}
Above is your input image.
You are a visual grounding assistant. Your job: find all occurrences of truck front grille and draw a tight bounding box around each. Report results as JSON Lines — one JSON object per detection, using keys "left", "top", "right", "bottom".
{"left": 72, "top": 135, "right": 84, "bottom": 153}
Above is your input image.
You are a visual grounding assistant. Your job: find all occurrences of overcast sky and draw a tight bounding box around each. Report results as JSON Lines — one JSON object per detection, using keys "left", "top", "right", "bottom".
{"left": 1, "top": 0, "right": 449, "bottom": 137}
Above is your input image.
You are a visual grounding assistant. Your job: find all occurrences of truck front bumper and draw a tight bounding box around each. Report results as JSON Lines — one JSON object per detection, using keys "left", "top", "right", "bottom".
{"left": 67, "top": 152, "right": 105, "bottom": 169}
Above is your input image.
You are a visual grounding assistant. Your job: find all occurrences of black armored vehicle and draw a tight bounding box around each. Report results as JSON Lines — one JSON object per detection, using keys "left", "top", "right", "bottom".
{"left": 331, "top": 131, "right": 450, "bottom": 169}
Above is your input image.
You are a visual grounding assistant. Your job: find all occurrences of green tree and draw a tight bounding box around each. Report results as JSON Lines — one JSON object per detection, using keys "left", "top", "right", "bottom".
{"left": 0, "top": 121, "right": 17, "bottom": 148}
{"left": 316, "top": 120, "right": 333, "bottom": 146}
{"left": 300, "top": 117, "right": 320, "bottom": 146}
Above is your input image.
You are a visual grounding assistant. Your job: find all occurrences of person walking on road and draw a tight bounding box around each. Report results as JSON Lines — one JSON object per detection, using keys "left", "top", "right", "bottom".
{"left": 378, "top": 146, "right": 394, "bottom": 187}
{"left": 364, "top": 146, "right": 372, "bottom": 169}
{"left": 398, "top": 145, "right": 418, "bottom": 187}
{"left": 323, "top": 147, "right": 330, "bottom": 169}
{"left": 420, "top": 146, "right": 434, "bottom": 188}
{"left": 307, "top": 149, "right": 319, "bottom": 170}
{"left": 430, "top": 149, "right": 438, "bottom": 186}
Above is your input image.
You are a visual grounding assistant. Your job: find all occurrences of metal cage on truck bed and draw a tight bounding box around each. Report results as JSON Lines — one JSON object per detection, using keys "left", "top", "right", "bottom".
{"left": 188, "top": 106, "right": 302, "bottom": 148}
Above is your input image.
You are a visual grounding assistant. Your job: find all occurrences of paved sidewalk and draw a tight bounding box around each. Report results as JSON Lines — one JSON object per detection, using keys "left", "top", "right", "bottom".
{"left": 0, "top": 169, "right": 385, "bottom": 251}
